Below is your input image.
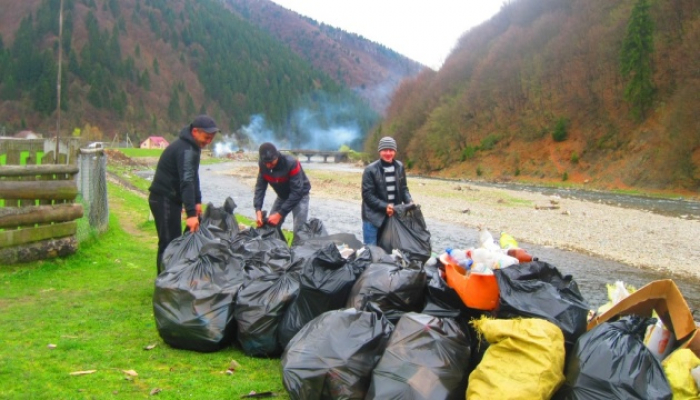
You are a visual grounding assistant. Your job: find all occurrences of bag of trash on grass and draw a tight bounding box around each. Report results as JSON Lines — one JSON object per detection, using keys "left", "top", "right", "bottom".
{"left": 367, "top": 312, "right": 471, "bottom": 400}
{"left": 281, "top": 306, "right": 393, "bottom": 400}
{"left": 234, "top": 271, "right": 300, "bottom": 357}
{"left": 346, "top": 256, "right": 426, "bottom": 324}
{"left": 559, "top": 316, "right": 672, "bottom": 400}
{"left": 279, "top": 242, "right": 358, "bottom": 348}
{"left": 232, "top": 228, "right": 293, "bottom": 277}
{"left": 662, "top": 348, "right": 700, "bottom": 399}
{"left": 495, "top": 261, "right": 590, "bottom": 349}
{"left": 161, "top": 226, "right": 218, "bottom": 272}
{"left": 200, "top": 196, "right": 239, "bottom": 241}
{"left": 153, "top": 236, "right": 244, "bottom": 352}
{"left": 468, "top": 317, "right": 566, "bottom": 400}
{"left": 378, "top": 203, "right": 431, "bottom": 263}
{"left": 290, "top": 218, "right": 328, "bottom": 247}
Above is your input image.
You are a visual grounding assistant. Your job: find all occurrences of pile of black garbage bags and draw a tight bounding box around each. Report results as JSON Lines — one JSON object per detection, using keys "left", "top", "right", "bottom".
{"left": 153, "top": 199, "right": 679, "bottom": 400}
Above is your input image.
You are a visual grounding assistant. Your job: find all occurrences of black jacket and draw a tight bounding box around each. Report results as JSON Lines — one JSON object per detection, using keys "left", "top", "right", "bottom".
{"left": 148, "top": 126, "right": 202, "bottom": 218}
{"left": 254, "top": 154, "right": 311, "bottom": 217}
{"left": 361, "top": 159, "right": 412, "bottom": 227}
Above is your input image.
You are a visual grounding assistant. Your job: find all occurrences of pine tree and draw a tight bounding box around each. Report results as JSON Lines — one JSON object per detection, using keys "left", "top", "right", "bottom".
{"left": 168, "top": 88, "right": 181, "bottom": 123}
{"left": 620, "top": 0, "right": 655, "bottom": 120}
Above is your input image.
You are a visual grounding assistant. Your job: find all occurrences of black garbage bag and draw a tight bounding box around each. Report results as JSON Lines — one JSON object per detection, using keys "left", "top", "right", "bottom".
{"left": 231, "top": 228, "right": 292, "bottom": 276}
{"left": 345, "top": 245, "right": 394, "bottom": 276}
{"left": 558, "top": 316, "right": 672, "bottom": 400}
{"left": 281, "top": 307, "right": 394, "bottom": 400}
{"left": 367, "top": 312, "right": 471, "bottom": 400}
{"left": 153, "top": 237, "right": 244, "bottom": 352}
{"left": 346, "top": 259, "right": 427, "bottom": 324}
{"left": 377, "top": 203, "right": 431, "bottom": 263}
{"left": 279, "top": 242, "right": 358, "bottom": 348}
{"left": 235, "top": 223, "right": 286, "bottom": 244}
{"left": 495, "top": 261, "right": 590, "bottom": 349}
{"left": 290, "top": 218, "right": 328, "bottom": 247}
{"left": 200, "top": 196, "right": 239, "bottom": 240}
{"left": 161, "top": 226, "right": 219, "bottom": 271}
{"left": 421, "top": 263, "right": 468, "bottom": 319}
{"left": 234, "top": 271, "right": 300, "bottom": 357}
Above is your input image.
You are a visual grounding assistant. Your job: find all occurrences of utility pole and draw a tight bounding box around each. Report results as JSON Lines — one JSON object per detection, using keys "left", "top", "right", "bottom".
{"left": 54, "top": 0, "right": 64, "bottom": 163}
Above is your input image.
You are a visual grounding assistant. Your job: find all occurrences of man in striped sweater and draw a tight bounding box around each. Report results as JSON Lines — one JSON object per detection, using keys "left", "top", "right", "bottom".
{"left": 361, "top": 136, "right": 413, "bottom": 245}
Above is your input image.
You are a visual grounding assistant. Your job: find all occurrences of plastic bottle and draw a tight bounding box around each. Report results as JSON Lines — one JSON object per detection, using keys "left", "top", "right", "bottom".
{"left": 507, "top": 248, "right": 537, "bottom": 263}
{"left": 478, "top": 228, "right": 501, "bottom": 252}
{"left": 446, "top": 248, "right": 472, "bottom": 270}
{"left": 471, "top": 248, "right": 518, "bottom": 269}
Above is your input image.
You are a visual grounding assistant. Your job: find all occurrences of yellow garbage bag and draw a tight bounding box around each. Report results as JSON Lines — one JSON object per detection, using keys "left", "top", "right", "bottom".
{"left": 467, "top": 317, "right": 565, "bottom": 400}
{"left": 662, "top": 348, "right": 700, "bottom": 400}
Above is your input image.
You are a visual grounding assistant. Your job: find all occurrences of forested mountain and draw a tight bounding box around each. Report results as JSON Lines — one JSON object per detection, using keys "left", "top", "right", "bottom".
{"left": 0, "top": 0, "right": 420, "bottom": 149}
{"left": 224, "top": 0, "right": 424, "bottom": 113}
{"left": 371, "top": 0, "right": 700, "bottom": 191}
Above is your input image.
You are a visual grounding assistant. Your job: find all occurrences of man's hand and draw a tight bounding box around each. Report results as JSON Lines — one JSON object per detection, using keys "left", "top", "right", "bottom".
{"left": 195, "top": 203, "right": 203, "bottom": 216}
{"left": 255, "top": 210, "right": 264, "bottom": 228}
{"left": 267, "top": 212, "right": 282, "bottom": 226}
{"left": 186, "top": 216, "right": 200, "bottom": 232}
{"left": 386, "top": 203, "right": 394, "bottom": 217}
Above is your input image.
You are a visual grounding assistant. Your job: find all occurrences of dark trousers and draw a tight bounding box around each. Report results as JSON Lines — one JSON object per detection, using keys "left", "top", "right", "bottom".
{"left": 149, "top": 193, "right": 182, "bottom": 274}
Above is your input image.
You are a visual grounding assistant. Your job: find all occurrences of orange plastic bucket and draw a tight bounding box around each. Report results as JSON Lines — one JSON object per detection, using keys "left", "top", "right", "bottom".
{"left": 443, "top": 261, "right": 499, "bottom": 311}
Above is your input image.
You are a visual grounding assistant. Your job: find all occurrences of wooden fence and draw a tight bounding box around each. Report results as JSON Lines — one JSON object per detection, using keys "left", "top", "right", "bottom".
{"left": 0, "top": 138, "right": 84, "bottom": 264}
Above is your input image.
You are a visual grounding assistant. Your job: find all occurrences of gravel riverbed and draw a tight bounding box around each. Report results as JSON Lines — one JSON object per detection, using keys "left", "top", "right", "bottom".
{"left": 207, "top": 161, "right": 700, "bottom": 279}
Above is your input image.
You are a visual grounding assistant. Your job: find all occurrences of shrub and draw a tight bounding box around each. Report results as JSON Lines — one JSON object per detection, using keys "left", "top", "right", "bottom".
{"left": 476, "top": 166, "right": 483, "bottom": 176}
{"left": 552, "top": 117, "right": 568, "bottom": 142}
{"left": 480, "top": 134, "right": 500, "bottom": 150}
{"left": 562, "top": 171, "right": 569, "bottom": 181}
{"left": 570, "top": 152, "right": 579, "bottom": 163}
{"left": 460, "top": 146, "right": 477, "bottom": 161}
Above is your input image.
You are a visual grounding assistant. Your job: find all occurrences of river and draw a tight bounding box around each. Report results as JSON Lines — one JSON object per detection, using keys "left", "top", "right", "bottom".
{"left": 136, "top": 159, "right": 700, "bottom": 313}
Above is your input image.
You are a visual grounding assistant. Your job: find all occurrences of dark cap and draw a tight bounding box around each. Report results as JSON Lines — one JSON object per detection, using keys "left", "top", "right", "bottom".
{"left": 191, "top": 114, "right": 220, "bottom": 134}
{"left": 259, "top": 142, "right": 279, "bottom": 163}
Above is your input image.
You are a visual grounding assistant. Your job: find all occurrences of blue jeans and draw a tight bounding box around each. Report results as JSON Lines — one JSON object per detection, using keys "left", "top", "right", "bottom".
{"left": 362, "top": 220, "right": 379, "bottom": 246}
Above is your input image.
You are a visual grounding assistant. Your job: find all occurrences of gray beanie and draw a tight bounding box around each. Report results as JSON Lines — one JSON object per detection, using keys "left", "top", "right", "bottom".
{"left": 378, "top": 136, "right": 397, "bottom": 152}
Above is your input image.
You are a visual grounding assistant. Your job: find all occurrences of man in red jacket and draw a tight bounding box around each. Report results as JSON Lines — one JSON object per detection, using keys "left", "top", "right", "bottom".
{"left": 253, "top": 142, "right": 311, "bottom": 237}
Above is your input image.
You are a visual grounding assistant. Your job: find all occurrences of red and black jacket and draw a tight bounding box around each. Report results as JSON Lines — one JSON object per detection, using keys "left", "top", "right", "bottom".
{"left": 254, "top": 154, "right": 311, "bottom": 217}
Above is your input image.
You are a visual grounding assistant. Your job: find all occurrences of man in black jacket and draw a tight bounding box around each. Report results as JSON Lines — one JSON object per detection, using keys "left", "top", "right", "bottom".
{"left": 253, "top": 142, "right": 311, "bottom": 237}
{"left": 361, "top": 136, "right": 413, "bottom": 245}
{"left": 148, "top": 114, "right": 219, "bottom": 273}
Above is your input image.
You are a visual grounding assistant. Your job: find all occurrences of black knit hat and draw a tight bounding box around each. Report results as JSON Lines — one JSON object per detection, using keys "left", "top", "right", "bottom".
{"left": 259, "top": 142, "right": 279, "bottom": 162}
{"left": 191, "top": 115, "right": 220, "bottom": 133}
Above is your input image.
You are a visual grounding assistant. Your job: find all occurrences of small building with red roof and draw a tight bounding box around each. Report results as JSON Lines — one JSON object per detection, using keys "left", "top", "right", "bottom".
{"left": 140, "top": 136, "right": 169, "bottom": 149}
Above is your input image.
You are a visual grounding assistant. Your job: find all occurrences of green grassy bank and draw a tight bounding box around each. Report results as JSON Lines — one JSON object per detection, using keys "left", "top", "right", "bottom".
{"left": 0, "top": 183, "right": 288, "bottom": 399}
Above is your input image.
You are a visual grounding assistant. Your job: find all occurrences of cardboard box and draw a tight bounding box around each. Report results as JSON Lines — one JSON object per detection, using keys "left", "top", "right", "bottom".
{"left": 587, "top": 279, "right": 699, "bottom": 356}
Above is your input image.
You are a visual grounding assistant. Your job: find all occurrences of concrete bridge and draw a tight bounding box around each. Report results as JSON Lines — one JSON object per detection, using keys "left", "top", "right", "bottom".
{"left": 281, "top": 149, "right": 349, "bottom": 163}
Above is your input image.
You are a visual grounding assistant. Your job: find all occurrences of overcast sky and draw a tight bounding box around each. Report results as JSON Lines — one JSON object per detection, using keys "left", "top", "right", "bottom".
{"left": 268, "top": 1, "right": 504, "bottom": 70}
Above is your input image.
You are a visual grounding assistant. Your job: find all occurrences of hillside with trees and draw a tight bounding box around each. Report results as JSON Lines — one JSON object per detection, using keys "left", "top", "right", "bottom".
{"left": 0, "top": 0, "right": 420, "bottom": 148}
{"left": 224, "top": 0, "right": 424, "bottom": 113}
{"left": 370, "top": 0, "right": 700, "bottom": 192}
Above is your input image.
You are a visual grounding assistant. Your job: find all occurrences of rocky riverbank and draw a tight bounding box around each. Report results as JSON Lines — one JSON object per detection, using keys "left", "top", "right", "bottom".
{"left": 221, "top": 161, "right": 700, "bottom": 282}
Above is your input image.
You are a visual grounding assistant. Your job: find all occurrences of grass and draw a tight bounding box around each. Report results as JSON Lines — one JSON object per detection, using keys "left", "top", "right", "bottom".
{"left": 0, "top": 183, "right": 290, "bottom": 399}
{"left": 118, "top": 148, "right": 163, "bottom": 158}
